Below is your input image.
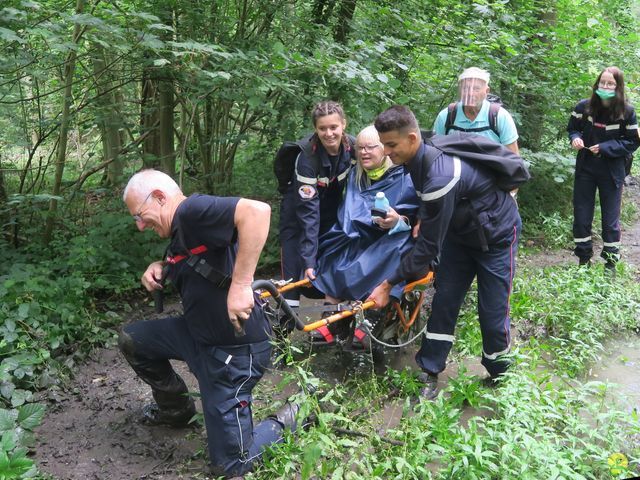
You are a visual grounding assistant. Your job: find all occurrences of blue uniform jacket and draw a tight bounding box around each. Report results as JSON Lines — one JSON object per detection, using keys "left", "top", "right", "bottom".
{"left": 292, "top": 136, "right": 355, "bottom": 269}
{"left": 567, "top": 99, "right": 640, "bottom": 186}
{"left": 389, "top": 142, "right": 521, "bottom": 284}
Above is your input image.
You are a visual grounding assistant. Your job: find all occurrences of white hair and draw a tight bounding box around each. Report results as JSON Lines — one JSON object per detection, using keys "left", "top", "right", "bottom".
{"left": 122, "top": 169, "right": 182, "bottom": 201}
{"left": 354, "top": 125, "right": 393, "bottom": 190}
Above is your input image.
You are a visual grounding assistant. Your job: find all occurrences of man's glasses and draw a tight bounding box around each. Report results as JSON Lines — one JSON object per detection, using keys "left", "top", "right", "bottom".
{"left": 357, "top": 144, "right": 381, "bottom": 153}
{"left": 598, "top": 81, "right": 617, "bottom": 89}
{"left": 132, "top": 192, "right": 153, "bottom": 223}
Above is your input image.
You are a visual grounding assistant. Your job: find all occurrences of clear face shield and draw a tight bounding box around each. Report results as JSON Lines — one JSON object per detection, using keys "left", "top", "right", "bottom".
{"left": 458, "top": 78, "right": 488, "bottom": 108}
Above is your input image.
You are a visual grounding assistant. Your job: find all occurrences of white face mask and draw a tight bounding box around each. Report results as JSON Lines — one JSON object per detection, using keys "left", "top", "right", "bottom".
{"left": 458, "top": 78, "right": 488, "bottom": 108}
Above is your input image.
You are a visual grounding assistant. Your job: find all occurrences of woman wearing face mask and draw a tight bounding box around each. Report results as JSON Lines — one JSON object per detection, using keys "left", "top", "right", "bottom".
{"left": 568, "top": 66, "right": 640, "bottom": 269}
{"left": 310, "top": 126, "right": 419, "bottom": 347}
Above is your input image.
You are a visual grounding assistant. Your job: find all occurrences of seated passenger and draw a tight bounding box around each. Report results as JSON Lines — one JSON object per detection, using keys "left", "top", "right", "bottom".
{"left": 310, "top": 125, "right": 419, "bottom": 347}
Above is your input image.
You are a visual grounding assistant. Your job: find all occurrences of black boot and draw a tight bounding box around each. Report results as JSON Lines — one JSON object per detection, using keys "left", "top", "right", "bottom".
{"left": 141, "top": 399, "right": 196, "bottom": 427}
{"left": 417, "top": 371, "right": 439, "bottom": 400}
{"left": 269, "top": 402, "right": 299, "bottom": 433}
{"left": 578, "top": 257, "right": 591, "bottom": 267}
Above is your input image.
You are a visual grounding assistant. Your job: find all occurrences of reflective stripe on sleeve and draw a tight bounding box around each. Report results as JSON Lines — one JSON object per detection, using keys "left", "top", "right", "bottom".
{"left": 294, "top": 152, "right": 318, "bottom": 185}
{"left": 418, "top": 155, "right": 461, "bottom": 202}
{"left": 626, "top": 123, "right": 639, "bottom": 130}
{"left": 571, "top": 111, "right": 583, "bottom": 118}
{"left": 336, "top": 166, "right": 352, "bottom": 182}
{"left": 605, "top": 124, "right": 620, "bottom": 131}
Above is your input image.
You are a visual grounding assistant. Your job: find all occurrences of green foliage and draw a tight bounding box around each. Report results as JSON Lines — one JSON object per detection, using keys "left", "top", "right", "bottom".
{"left": 0, "top": 404, "right": 44, "bottom": 479}
{"left": 0, "top": 195, "right": 163, "bottom": 404}
{"left": 511, "top": 264, "right": 640, "bottom": 375}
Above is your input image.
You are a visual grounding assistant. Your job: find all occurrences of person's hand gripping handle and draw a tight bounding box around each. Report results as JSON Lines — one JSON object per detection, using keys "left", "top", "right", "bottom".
{"left": 227, "top": 281, "right": 254, "bottom": 337}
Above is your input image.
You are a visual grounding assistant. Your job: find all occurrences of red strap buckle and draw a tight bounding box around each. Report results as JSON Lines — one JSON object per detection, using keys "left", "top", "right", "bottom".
{"left": 316, "top": 325, "right": 334, "bottom": 343}
{"left": 353, "top": 328, "right": 367, "bottom": 341}
{"left": 166, "top": 245, "right": 208, "bottom": 264}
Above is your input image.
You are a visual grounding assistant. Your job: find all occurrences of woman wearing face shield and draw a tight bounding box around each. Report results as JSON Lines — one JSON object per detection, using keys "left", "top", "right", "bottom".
{"left": 568, "top": 66, "right": 640, "bottom": 268}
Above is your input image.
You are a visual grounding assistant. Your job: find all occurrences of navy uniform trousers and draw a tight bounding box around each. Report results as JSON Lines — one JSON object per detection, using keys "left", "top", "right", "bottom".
{"left": 279, "top": 190, "right": 304, "bottom": 307}
{"left": 573, "top": 160, "right": 622, "bottom": 263}
{"left": 416, "top": 220, "right": 521, "bottom": 378}
{"left": 120, "top": 316, "right": 283, "bottom": 477}
{"left": 279, "top": 190, "right": 329, "bottom": 306}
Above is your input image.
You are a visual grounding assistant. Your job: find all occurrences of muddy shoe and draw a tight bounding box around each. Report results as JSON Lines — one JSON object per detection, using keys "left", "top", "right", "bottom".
{"left": 270, "top": 402, "right": 300, "bottom": 433}
{"left": 141, "top": 401, "right": 196, "bottom": 428}
{"left": 480, "top": 375, "right": 499, "bottom": 388}
{"left": 417, "top": 372, "right": 439, "bottom": 400}
{"left": 578, "top": 257, "right": 591, "bottom": 267}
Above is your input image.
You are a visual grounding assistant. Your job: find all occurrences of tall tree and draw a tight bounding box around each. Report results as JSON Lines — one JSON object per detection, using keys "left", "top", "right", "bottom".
{"left": 43, "top": 0, "right": 86, "bottom": 244}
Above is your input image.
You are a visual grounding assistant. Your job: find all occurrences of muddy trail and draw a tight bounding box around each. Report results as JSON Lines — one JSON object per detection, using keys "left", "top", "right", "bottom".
{"left": 34, "top": 180, "right": 640, "bottom": 480}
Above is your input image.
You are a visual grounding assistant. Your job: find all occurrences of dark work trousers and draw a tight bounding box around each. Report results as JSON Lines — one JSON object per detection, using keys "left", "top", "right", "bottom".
{"left": 120, "top": 317, "right": 283, "bottom": 478}
{"left": 279, "top": 191, "right": 303, "bottom": 308}
{"left": 416, "top": 220, "right": 521, "bottom": 378}
{"left": 573, "top": 165, "right": 622, "bottom": 263}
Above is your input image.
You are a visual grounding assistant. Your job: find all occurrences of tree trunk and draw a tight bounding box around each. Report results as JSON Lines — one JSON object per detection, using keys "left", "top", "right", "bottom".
{"left": 520, "top": 1, "right": 556, "bottom": 151}
{"left": 43, "top": 0, "right": 84, "bottom": 245}
{"left": 92, "top": 44, "right": 123, "bottom": 185}
{"left": 158, "top": 73, "right": 175, "bottom": 175}
{"left": 140, "top": 66, "right": 161, "bottom": 168}
{"left": 334, "top": 0, "right": 357, "bottom": 43}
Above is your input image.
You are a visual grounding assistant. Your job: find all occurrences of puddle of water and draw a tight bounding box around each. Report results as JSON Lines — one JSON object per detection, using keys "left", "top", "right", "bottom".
{"left": 588, "top": 335, "right": 640, "bottom": 413}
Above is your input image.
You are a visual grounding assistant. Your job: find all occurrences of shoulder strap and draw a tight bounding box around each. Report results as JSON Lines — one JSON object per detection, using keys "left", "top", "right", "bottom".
{"left": 488, "top": 102, "right": 501, "bottom": 137}
{"left": 168, "top": 214, "right": 232, "bottom": 289}
{"left": 445, "top": 102, "right": 458, "bottom": 134}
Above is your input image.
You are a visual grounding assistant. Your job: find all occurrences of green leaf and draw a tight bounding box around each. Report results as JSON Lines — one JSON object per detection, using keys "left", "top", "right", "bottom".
{"left": 0, "top": 410, "right": 18, "bottom": 432}
{"left": 0, "top": 27, "right": 26, "bottom": 44}
{"left": 1, "top": 431, "right": 16, "bottom": 452}
{"left": 148, "top": 23, "right": 174, "bottom": 32}
{"left": 10, "top": 390, "right": 28, "bottom": 408}
{"left": 376, "top": 73, "right": 389, "bottom": 83}
{"left": 17, "top": 404, "right": 44, "bottom": 430}
{"left": 202, "top": 70, "right": 231, "bottom": 80}
{"left": 17, "top": 304, "right": 29, "bottom": 320}
{"left": 153, "top": 58, "right": 170, "bottom": 67}
{"left": 0, "top": 382, "right": 14, "bottom": 400}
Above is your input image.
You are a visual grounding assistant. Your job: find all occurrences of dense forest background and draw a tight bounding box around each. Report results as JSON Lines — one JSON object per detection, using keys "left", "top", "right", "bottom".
{"left": 2, "top": 0, "right": 639, "bottom": 252}
{"left": 1, "top": 0, "right": 640, "bottom": 478}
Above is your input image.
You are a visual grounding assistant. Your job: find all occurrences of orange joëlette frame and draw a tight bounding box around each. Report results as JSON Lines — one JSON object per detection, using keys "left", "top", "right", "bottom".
{"left": 300, "top": 272, "right": 434, "bottom": 332}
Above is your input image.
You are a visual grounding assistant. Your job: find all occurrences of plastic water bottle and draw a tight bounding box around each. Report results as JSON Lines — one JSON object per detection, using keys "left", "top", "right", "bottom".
{"left": 374, "top": 191, "right": 390, "bottom": 212}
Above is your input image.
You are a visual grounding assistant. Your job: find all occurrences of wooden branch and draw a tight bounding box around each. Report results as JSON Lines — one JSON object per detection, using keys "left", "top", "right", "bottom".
{"left": 68, "top": 125, "right": 157, "bottom": 192}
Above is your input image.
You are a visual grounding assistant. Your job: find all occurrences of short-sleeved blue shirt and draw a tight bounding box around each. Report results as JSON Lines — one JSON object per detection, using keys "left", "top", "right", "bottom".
{"left": 167, "top": 194, "right": 270, "bottom": 346}
{"left": 433, "top": 100, "right": 519, "bottom": 146}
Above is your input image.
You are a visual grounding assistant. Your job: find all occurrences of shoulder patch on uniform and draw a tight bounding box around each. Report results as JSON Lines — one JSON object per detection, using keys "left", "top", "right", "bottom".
{"left": 298, "top": 184, "right": 317, "bottom": 200}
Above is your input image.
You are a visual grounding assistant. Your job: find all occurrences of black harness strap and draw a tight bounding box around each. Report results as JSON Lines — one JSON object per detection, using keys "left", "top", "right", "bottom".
{"left": 167, "top": 217, "right": 233, "bottom": 289}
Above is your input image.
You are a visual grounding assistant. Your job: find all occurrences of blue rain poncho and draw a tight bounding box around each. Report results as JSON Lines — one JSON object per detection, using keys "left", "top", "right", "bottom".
{"left": 312, "top": 165, "right": 419, "bottom": 301}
